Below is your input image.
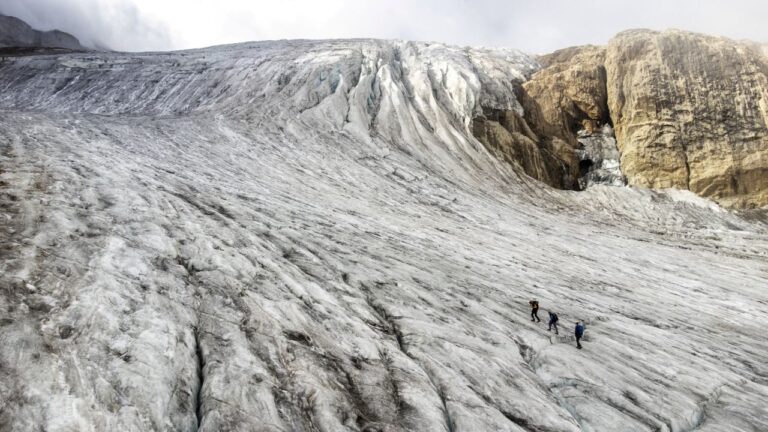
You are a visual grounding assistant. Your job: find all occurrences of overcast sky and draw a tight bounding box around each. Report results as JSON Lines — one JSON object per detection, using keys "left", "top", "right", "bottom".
{"left": 2, "top": 0, "right": 767, "bottom": 53}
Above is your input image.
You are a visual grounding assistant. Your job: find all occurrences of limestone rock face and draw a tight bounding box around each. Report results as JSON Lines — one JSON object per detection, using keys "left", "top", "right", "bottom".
{"left": 495, "top": 30, "right": 768, "bottom": 208}
{"left": 472, "top": 107, "right": 578, "bottom": 189}
{"left": 605, "top": 29, "right": 768, "bottom": 208}
{"left": 472, "top": 45, "right": 614, "bottom": 191}
{"left": 523, "top": 45, "right": 609, "bottom": 142}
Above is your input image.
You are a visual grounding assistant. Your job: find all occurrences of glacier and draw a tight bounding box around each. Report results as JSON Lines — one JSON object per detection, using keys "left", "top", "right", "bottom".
{"left": 1, "top": 39, "right": 768, "bottom": 432}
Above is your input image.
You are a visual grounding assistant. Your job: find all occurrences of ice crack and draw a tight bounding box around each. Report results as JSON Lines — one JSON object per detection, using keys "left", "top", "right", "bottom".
{"left": 193, "top": 326, "right": 205, "bottom": 430}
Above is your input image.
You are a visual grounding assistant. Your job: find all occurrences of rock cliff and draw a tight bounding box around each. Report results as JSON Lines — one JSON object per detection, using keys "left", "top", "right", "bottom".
{"left": 606, "top": 29, "right": 768, "bottom": 208}
{"left": 0, "top": 14, "right": 83, "bottom": 51}
{"left": 471, "top": 106, "right": 578, "bottom": 189}
{"left": 495, "top": 30, "right": 768, "bottom": 208}
{"left": 522, "top": 45, "right": 609, "bottom": 142}
{"left": 471, "top": 46, "right": 610, "bottom": 190}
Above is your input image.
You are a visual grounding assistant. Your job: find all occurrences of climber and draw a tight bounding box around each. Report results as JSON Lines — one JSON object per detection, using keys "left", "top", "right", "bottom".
{"left": 575, "top": 321, "right": 585, "bottom": 349}
{"left": 529, "top": 300, "right": 541, "bottom": 322}
{"left": 548, "top": 311, "right": 559, "bottom": 334}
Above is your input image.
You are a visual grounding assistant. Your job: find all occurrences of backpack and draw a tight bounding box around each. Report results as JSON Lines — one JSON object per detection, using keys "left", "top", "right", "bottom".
{"left": 551, "top": 313, "right": 558, "bottom": 322}
{"left": 530, "top": 301, "right": 538, "bottom": 309}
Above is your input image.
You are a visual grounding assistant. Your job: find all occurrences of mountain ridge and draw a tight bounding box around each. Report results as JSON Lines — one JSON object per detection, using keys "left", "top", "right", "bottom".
{"left": 0, "top": 13, "right": 84, "bottom": 51}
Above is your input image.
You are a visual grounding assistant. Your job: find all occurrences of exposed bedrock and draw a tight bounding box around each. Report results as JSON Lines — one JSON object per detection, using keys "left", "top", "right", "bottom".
{"left": 471, "top": 106, "right": 579, "bottom": 189}
{"left": 477, "top": 30, "right": 768, "bottom": 208}
{"left": 472, "top": 45, "right": 611, "bottom": 190}
{"left": 522, "top": 45, "right": 610, "bottom": 142}
{"left": 606, "top": 29, "right": 768, "bottom": 209}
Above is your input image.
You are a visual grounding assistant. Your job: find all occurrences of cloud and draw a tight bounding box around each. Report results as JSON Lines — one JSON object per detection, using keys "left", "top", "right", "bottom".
{"left": 0, "top": 0, "right": 173, "bottom": 51}
{"left": 1, "top": 0, "right": 767, "bottom": 53}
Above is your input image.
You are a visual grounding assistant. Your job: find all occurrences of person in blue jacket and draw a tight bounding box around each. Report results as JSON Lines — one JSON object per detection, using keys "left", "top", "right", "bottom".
{"left": 548, "top": 311, "right": 559, "bottom": 334}
{"left": 575, "top": 321, "right": 585, "bottom": 349}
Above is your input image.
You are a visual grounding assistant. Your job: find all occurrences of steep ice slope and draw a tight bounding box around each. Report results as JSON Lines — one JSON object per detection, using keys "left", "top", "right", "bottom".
{"left": 1, "top": 39, "right": 768, "bottom": 432}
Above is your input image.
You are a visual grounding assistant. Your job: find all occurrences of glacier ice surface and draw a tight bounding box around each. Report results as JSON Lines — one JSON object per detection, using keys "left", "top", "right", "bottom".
{"left": 0, "top": 39, "right": 767, "bottom": 432}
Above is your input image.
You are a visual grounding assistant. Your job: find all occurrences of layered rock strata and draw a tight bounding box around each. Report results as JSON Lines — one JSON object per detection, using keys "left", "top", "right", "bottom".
{"left": 475, "top": 30, "right": 768, "bottom": 208}
{"left": 606, "top": 29, "right": 768, "bottom": 208}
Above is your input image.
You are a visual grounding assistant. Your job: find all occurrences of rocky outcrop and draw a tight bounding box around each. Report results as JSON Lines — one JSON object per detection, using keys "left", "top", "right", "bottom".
{"left": 477, "top": 30, "right": 768, "bottom": 208}
{"left": 605, "top": 29, "right": 768, "bottom": 208}
{"left": 0, "top": 14, "right": 83, "bottom": 50}
{"left": 513, "top": 45, "right": 627, "bottom": 190}
{"left": 471, "top": 107, "right": 578, "bottom": 189}
{"left": 471, "top": 45, "right": 614, "bottom": 191}
{"left": 522, "top": 45, "right": 609, "bottom": 142}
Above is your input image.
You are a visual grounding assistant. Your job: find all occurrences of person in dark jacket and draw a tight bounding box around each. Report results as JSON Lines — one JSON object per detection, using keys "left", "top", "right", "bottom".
{"left": 548, "top": 312, "right": 559, "bottom": 334}
{"left": 529, "top": 300, "right": 540, "bottom": 322}
{"left": 575, "top": 321, "right": 585, "bottom": 349}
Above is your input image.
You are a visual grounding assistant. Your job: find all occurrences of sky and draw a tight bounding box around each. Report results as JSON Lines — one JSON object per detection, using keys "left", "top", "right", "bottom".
{"left": 1, "top": 0, "right": 767, "bottom": 53}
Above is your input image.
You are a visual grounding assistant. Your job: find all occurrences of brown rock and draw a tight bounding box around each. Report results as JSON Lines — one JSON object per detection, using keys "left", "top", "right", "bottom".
{"left": 605, "top": 29, "right": 768, "bottom": 208}
{"left": 473, "top": 30, "right": 768, "bottom": 208}
{"left": 522, "top": 45, "right": 609, "bottom": 146}
{"left": 471, "top": 46, "right": 609, "bottom": 190}
{"left": 472, "top": 107, "right": 578, "bottom": 189}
